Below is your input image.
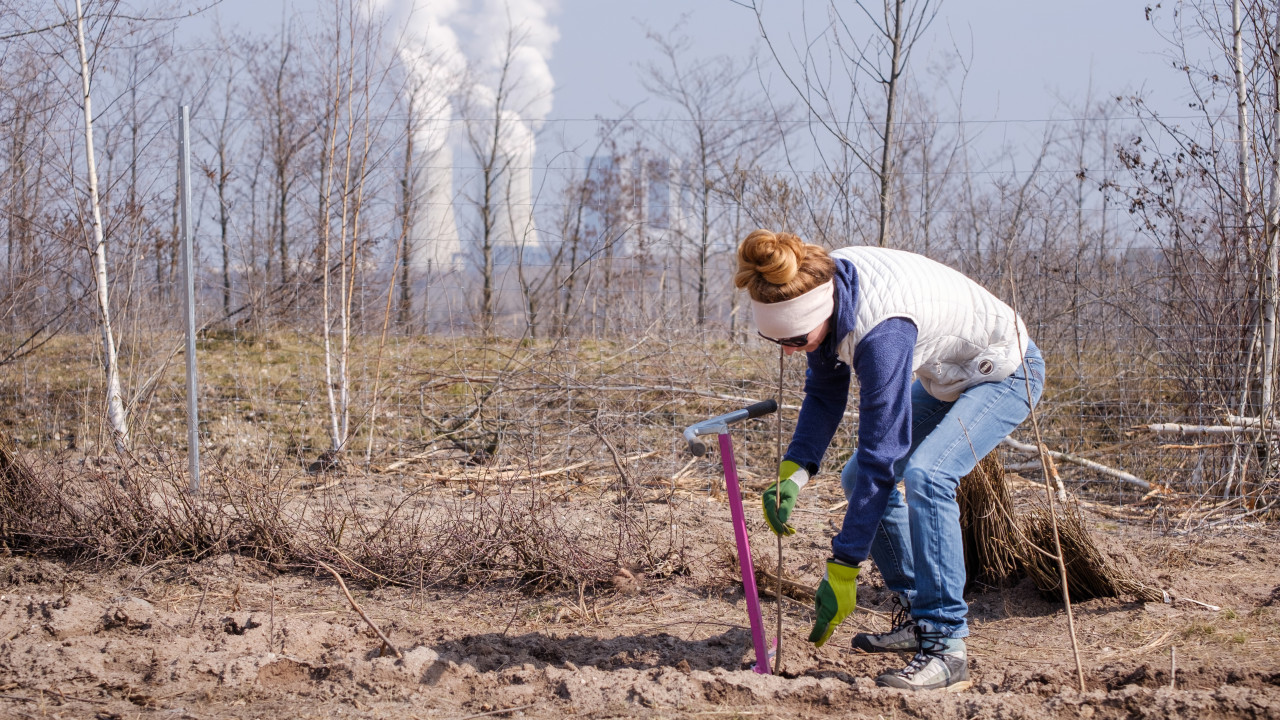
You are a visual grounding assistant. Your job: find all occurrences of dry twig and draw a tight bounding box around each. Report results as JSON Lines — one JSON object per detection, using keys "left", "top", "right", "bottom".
{"left": 1002, "top": 436, "right": 1151, "bottom": 490}
{"left": 1006, "top": 277, "right": 1086, "bottom": 693}
{"left": 316, "top": 560, "right": 402, "bottom": 659}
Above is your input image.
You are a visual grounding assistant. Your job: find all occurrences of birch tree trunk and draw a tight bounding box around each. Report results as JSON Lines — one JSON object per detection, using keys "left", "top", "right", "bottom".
{"left": 336, "top": 60, "right": 356, "bottom": 452}
{"left": 1227, "top": 0, "right": 1256, "bottom": 496}
{"left": 340, "top": 71, "right": 375, "bottom": 453}
{"left": 319, "top": 2, "right": 376, "bottom": 460}
{"left": 319, "top": 33, "right": 343, "bottom": 457}
{"left": 1235, "top": 0, "right": 1253, "bottom": 227}
{"left": 1262, "top": 5, "right": 1280, "bottom": 432}
{"left": 71, "top": 0, "right": 129, "bottom": 452}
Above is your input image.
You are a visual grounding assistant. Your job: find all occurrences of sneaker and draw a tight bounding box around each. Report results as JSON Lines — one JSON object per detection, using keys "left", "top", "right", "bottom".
{"left": 875, "top": 622, "right": 972, "bottom": 692}
{"left": 851, "top": 595, "right": 918, "bottom": 654}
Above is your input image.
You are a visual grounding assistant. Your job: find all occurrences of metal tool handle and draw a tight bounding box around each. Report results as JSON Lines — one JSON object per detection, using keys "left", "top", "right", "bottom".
{"left": 682, "top": 399, "right": 778, "bottom": 456}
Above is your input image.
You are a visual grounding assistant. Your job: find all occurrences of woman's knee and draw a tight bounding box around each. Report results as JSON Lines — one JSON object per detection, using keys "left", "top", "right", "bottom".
{"left": 839, "top": 457, "right": 859, "bottom": 500}
{"left": 902, "top": 464, "right": 958, "bottom": 503}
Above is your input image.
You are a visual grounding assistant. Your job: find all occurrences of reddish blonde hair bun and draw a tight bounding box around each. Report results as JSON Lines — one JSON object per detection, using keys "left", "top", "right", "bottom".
{"left": 735, "top": 229, "right": 835, "bottom": 303}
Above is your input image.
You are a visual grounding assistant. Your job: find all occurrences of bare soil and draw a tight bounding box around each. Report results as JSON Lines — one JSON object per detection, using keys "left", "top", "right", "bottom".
{"left": 1, "top": 472, "right": 1277, "bottom": 720}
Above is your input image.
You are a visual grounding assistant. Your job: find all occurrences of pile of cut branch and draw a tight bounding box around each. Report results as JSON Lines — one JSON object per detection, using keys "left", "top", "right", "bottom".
{"left": 0, "top": 440, "right": 675, "bottom": 595}
{"left": 959, "top": 455, "right": 1161, "bottom": 602}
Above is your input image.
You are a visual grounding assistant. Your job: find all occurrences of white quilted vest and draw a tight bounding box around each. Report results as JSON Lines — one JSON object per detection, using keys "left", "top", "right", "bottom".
{"left": 830, "top": 246, "right": 1030, "bottom": 402}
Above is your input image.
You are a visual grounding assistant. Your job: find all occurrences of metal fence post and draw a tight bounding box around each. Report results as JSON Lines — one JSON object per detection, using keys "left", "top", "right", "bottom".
{"left": 179, "top": 105, "right": 200, "bottom": 493}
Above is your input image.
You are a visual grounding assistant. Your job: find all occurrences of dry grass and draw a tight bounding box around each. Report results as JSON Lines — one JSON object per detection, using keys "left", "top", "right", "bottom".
{"left": 0, "top": 332, "right": 803, "bottom": 471}
{"left": 0, "top": 329, "right": 1254, "bottom": 605}
{"left": 0, "top": 330, "right": 1233, "bottom": 501}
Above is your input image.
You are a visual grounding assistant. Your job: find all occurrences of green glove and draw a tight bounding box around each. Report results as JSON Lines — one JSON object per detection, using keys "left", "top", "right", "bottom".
{"left": 809, "top": 559, "right": 859, "bottom": 647}
{"left": 761, "top": 461, "right": 806, "bottom": 536}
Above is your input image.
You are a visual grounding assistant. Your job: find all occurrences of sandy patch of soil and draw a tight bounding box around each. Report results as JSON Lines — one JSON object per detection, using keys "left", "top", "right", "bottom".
{"left": 0, "top": 479, "right": 1277, "bottom": 720}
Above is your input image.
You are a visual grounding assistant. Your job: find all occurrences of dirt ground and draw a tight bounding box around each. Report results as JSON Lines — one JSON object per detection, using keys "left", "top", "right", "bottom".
{"left": 0, "top": 470, "right": 1277, "bottom": 720}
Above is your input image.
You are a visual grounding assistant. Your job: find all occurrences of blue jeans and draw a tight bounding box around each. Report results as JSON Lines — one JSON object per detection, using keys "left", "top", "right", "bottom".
{"left": 839, "top": 341, "right": 1045, "bottom": 638}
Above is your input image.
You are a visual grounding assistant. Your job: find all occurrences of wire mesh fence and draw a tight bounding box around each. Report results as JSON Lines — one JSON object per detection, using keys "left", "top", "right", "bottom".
{"left": 3, "top": 241, "right": 1274, "bottom": 512}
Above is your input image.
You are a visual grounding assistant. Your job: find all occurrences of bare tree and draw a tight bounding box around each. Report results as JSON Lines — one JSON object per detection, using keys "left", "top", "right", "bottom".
{"left": 107, "top": 43, "right": 176, "bottom": 295}
{"left": 394, "top": 38, "right": 463, "bottom": 332}
{"left": 750, "top": 0, "right": 941, "bottom": 247}
{"left": 314, "top": 0, "right": 394, "bottom": 462}
{"left": 245, "top": 21, "right": 318, "bottom": 292}
{"left": 1110, "top": 0, "right": 1280, "bottom": 493}
{"left": 1, "top": 56, "right": 53, "bottom": 284}
{"left": 198, "top": 33, "right": 241, "bottom": 317}
{"left": 547, "top": 142, "right": 626, "bottom": 337}
{"left": 0, "top": 53, "right": 68, "bottom": 367}
{"left": 1261, "top": 3, "right": 1280, "bottom": 425}
{"left": 395, "top": 83, "right": 418, "bottom": 327}
{"left": 639, "top": 26, "right": 781, "bottom": 326}
{"left": 62, "top": 0, "right": 129, "bottom": 450}
{"left": 458, "top": 22, "right": 546, "bottom": 338}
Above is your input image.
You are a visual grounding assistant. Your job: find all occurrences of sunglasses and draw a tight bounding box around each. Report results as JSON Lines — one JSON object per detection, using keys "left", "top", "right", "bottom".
{"left": 757, "top": 331, "right": 810, "bottom": 348}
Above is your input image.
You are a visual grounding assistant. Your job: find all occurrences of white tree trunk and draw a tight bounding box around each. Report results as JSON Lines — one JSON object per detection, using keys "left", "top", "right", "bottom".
{"left": 319, "top": 8, "right": 371, "bottom": 459}
{"left": 72, "top": 0, "right": 129, "bottom": 452}
{"left": 1235, "top": 0, "right": 1252, "bottom": 224}
{"left": 320, "top": 100, "right": 342, "bottom": 455}
{"left": 1000, "top": 437, "right": 1150, "bottom": 490}
{"left": 1226, "top": 0, "right": 1255, "bottom": 497}
{"left": 1263, "top": 5, "right": 1280, "bottom": 423}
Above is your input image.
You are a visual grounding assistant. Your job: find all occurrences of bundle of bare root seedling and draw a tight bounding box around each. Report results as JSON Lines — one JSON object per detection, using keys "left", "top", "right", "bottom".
{"left": 958, "top": 455, "right": 1162, "bottom": 602}
{"left": 956, "top": 454, "right": 1023, "bottom": 586}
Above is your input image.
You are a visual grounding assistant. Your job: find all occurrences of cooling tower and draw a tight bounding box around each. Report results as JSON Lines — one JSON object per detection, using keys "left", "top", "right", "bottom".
{"left": 408, "top": 92, "right": 461, "bottom": 271}
{"left": 492, "top": 117, "right": 541, "bottom": 265}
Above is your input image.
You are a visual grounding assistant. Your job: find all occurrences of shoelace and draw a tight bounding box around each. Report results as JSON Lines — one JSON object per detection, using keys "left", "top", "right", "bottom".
{"left": 889, "top": 595, "right": 912, "bottom": 632}
{"left": 896, "top": 624, "right": 950, "bottom": 679}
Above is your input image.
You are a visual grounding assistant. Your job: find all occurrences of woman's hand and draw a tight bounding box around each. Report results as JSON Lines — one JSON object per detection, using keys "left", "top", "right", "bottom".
{"left": 762, "top": 460, "right": 808, "bottom": 536}
{"left": 809, "top": 559, "right": 859, "bottom": 647}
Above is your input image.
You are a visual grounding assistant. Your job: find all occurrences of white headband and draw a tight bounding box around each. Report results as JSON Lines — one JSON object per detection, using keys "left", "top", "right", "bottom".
{"left": 751, "top": 280, "right": 834, "bottom": 339}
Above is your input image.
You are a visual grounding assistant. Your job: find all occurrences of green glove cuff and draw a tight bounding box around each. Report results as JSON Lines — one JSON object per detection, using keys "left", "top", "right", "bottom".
{"left": 826, "top": 559, "right": 859, "bottom": 582}
{"left": 808, "top": 560, "right": 859, "bottom": 647}
{"left": 779, "top": 460, "right": 810, "bottom": 488}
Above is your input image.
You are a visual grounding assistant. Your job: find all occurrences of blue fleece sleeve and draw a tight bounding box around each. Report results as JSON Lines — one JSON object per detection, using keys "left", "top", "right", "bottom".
{"left": 782, "top": 349, "right": 851, "bottom": 476}
{"left": 831, "top": 317, "right": 917, "bottom": 565}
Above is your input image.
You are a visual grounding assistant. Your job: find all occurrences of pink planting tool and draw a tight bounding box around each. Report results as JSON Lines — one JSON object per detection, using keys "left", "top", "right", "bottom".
{"left": 683, "top": 399, "right": 779, "bottom": 674}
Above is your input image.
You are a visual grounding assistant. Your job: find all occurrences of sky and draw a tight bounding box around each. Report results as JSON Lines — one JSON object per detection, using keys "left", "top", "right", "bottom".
{"left": 184, "top": 0, "right": 1201, "bottom": 194}
{"left": 544, "top": 1, "right": 1182, "bottom": 124}
{"left": 200, "top": 0, "right": 1189, "bottom": 133}
{"left": 541, "top": 0, "right": 1191, "bottom": 171}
